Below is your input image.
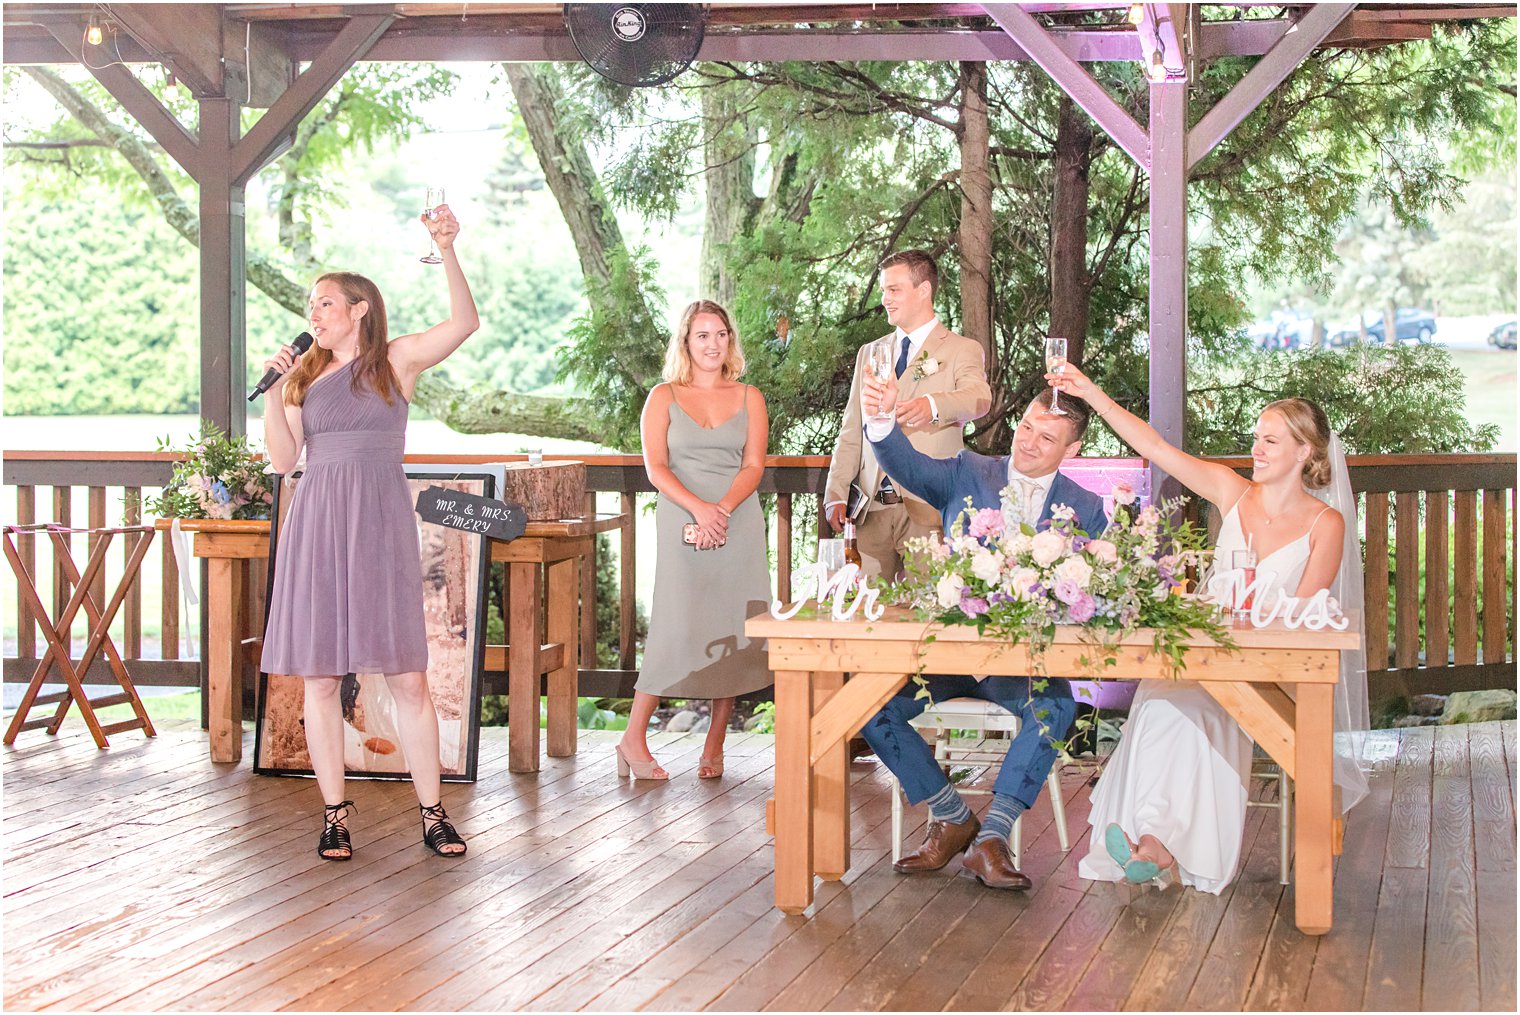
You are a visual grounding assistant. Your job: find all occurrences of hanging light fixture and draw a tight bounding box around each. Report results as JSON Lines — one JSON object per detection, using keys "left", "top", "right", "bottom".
{"left": 85, "top": 15, "right": 103, "bottom": 46}
{"left": 1148, "top": 51, "right": 1168, "bottom": 82}
{"left": 1126, "top": 3, "right": 1145, "bottom": 26}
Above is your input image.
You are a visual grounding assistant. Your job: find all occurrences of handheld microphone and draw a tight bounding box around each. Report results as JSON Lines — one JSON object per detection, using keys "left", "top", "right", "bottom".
{"left": 248, "top": 332, "right": 314, "bottom": 401}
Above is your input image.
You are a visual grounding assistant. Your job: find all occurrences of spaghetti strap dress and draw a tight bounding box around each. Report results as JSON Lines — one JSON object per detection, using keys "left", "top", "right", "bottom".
{"left": 1078, "top": 500, "right": 1323, "bottom": 893}
{"left": 636, "top": 392, "right": 773, "bottom": 699}
{"left": 261, "top": 360, "right": 427, "bottom": 677}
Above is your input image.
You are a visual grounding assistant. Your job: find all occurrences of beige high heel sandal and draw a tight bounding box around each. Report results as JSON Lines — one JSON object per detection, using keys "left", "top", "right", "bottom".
{"left": 615, "top": 743, "right": 669, "bottom": 781}
{"left": 698, "top": 754, "right": 724, "bottom": 779}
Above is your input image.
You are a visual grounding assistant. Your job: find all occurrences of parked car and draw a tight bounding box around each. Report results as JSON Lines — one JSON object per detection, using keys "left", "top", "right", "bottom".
{"left": 1488, "top": 320, "right": 1516, "bottom": 350}
{"left": 1326, "top": 320, "right": 1364, "bottom": 347}
{"left": 1364, "top": 308, "right": 1437, "bottom": 344}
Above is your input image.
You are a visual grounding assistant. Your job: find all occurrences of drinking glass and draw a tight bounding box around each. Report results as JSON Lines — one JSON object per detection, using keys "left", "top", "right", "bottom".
{"left": 1231, "top": 548, "right": 1257, "bottom": 622}
{"left": 420, "top": 187, "right": 444, "bottom": 264}
{"left": 817, "top": 538, "right": 845, "bottom": 574}
{"left": 1045, "top": 336, "right": 1069, "bottom": 415}
{"left": 868, "top": 339, "right": 895, "bottom": 421}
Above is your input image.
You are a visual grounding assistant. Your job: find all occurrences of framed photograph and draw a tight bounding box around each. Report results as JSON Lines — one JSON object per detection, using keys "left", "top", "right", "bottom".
{"left": 253, "top": 465, "right": 502, "bottom": 782}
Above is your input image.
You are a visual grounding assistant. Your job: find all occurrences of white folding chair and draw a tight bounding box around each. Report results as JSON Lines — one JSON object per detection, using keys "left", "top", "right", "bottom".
{"left": 888, "top": 697, "right": 1070, "bottom": 868}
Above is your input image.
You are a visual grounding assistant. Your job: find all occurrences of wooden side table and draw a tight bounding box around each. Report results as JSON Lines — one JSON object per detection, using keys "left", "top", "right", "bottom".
{"left": 156, "top": 519, "right": 269, "bottom": 764}
{"left": 490, "top": 513, "right": 626, "bottom": 773}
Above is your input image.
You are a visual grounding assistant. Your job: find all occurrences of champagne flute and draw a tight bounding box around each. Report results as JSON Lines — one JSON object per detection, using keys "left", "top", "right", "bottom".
{"left": 1231, "top": 548, "right": 1257, "bottom": 624}
{"left": 420, "top": 187, "right": 444, "bottom": 265}
{"left": 1044, "top": 336, "right": 1069, "bottom": 415}
{"left": 869, "top": 339, "right": 895, "bottom": 421}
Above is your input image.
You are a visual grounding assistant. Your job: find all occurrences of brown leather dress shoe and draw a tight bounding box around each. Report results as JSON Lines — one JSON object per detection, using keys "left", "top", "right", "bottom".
{"left": 894, "top": 815, "right": 980, "bottom": 873}
{"left": 960, "top": 838, "right": 1032, "bottom": 891}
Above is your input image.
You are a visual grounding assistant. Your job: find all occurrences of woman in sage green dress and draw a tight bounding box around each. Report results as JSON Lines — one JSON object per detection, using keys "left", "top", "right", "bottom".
{"left": 617, "top": 300, "right": 773, "bottom": 781}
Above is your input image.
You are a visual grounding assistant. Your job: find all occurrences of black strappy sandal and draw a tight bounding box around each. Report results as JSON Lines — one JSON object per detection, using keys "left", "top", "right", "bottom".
{"left": 419, "top": 801, "right": 467, "bottom": 857}
{"left": 318, "top": 800, "right": 356, "bottom": 861}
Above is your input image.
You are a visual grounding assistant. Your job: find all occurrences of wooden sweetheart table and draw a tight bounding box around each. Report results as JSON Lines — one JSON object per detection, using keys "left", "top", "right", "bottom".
{"left": 744, "top": 608, "right": 1360, "bottom": 935}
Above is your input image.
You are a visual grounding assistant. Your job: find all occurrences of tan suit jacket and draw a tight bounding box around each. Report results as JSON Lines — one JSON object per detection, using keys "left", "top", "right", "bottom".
{"left": 824, "top": 322, "right": 992, "bottom": 529}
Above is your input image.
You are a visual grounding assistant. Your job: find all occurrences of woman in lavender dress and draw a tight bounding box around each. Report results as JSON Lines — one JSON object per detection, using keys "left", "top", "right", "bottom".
{"left": 260, "top": 205, "right": 478, "bottom": 861}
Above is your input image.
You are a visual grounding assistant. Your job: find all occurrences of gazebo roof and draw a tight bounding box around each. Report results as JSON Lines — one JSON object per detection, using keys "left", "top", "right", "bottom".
{"left": 5, "top": 3, "right": 1513, "bottom": 76}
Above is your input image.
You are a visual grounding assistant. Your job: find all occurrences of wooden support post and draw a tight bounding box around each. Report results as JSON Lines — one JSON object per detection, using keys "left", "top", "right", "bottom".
{"left": 545, "top": 555, "right": 579, "bottom": 758}
{"left": 197, "top": 96, "right": 247, "bottom": 439}
{"left": 16, "top": 486, "right": 36, "bottom": 659}
{"left": 123, "top": 487, "right": 142, "bottom": 659}
{"left": 87, "top": 487, "right": 106, "bottom": 640}
{"left": 812, "top": 670, "right": 850, "bottom": 881}
{"left": 619, "top": 491, "right": 637, "bottom": 672}
{"left": 1147, "top": 77, "right": 1189, "bottom": 500}
{"left": 774, "top": 669, "right": 815, "bottom": 913}
{"left": 580, "top": 492, "right": 597, "bottom": 667}
{"left": 1295, "top": 681, "right": 1336, "bottom": 934}
{"left": 508, "top": 560, "right": 544, "bottom": 773}
{"left": 206, "top": 557, "right": 243, "bottom": 763}
{"left": 52, "top": 486, "right": 71, "bottom": 631}
{"left": 1425, "top": 490, "right": 1450, "bottom": 670}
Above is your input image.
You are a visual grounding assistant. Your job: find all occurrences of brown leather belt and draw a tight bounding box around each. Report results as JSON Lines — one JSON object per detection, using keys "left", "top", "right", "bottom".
{"left": 875, "top": 489, "right": 902, "bottom": 506}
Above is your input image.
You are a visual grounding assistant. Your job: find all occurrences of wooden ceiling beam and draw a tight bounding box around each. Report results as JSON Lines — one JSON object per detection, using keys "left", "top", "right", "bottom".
{"left": 107, "top": 3, "right": 226, "bottom": 97}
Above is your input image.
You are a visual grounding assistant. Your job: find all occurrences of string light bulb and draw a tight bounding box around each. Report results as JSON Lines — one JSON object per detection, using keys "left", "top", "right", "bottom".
{"left": 1126, "top": 3, "right": 1145, "bottom": 26}
{"left": 85, "top": 16, "right": 103, "bottom": 46}
{"left": 1148, "top": 51, "right": 1168, "bottom": 82}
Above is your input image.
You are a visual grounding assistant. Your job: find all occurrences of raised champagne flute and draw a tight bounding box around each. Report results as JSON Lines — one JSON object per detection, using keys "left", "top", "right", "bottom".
{"left": 420, "top": 187, "right": 444, "bottom": 265}
{"left": 1045, "top": 336, "right": 1070, "bottom": 415}
{"left": 869, "top": 339, "right": 895, "bottom": 421}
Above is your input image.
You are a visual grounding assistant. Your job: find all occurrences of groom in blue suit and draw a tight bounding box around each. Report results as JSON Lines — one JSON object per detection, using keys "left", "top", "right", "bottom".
{"left": 858, "top": 374, "right": 1108, "bottom": 890}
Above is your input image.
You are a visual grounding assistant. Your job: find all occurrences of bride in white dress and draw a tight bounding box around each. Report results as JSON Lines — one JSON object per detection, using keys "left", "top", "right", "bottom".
{"left": 1047, "top": 364, "right": 1370, "bottom": 893}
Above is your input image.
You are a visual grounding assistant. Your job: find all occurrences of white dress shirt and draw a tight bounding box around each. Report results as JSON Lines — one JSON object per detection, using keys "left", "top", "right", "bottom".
{"left": 1003, "top": 462, "right": 1055, "bottom": 529}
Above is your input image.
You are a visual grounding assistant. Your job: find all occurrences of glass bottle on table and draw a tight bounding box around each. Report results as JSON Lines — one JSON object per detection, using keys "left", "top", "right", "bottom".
{"left": 843, "top": 518, "right": 863, "bottom": 569}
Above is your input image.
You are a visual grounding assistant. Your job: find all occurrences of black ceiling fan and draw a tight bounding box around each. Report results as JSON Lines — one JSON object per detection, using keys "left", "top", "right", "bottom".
{"left": 563, "top": 4, "right": 706, "bottom": 88}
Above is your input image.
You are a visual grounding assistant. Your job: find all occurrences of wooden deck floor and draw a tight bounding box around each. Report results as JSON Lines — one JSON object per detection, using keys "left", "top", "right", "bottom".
{"left": 3, "top": 718, "right": 1515, "bottom": 1012}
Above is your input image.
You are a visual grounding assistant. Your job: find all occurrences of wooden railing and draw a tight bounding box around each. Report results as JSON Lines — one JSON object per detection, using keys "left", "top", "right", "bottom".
{"left": 4, "top": 450, "right": 1514, "bottom": 705}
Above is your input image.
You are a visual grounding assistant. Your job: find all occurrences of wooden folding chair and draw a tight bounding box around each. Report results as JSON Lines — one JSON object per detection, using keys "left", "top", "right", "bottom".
{"left": 3, "top": 524, "right": 158, "bottom": 749}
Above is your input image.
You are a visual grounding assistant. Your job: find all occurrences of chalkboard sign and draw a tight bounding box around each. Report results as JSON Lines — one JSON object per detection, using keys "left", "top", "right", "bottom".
{"left": 415, "top": 486, "right": 527, "bottom": 542}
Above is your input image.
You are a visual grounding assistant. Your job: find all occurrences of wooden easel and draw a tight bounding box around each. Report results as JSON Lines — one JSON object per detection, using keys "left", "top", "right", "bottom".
{"left": 3, "top": 524, "right": 158, "bottom": 748}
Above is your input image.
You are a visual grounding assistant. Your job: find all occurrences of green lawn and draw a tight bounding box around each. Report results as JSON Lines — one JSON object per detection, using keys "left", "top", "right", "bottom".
{"left": 1449, "top": 348, "right": 1518, "bottom": 451}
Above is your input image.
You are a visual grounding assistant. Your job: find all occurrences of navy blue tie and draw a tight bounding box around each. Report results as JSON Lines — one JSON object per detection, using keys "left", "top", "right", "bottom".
{"left": 894, "top": 335, "right": 911, "bottom": 378}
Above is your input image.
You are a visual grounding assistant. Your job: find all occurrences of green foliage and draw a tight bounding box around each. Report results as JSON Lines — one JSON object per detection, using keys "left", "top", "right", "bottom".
{"left": 479, "top": 695, "right": 629, "bottom": 730}
{"left": 555, "top": 248, "right": 670, "bottom": 450}
{"left": 1182, "top": 344, "right": 1500, "bottom": 456}
{"left": 748, "top": 699, "right": 776, "bottom": 734}
{"left": 592, "top": 533, "right": 648, "bottom": 668}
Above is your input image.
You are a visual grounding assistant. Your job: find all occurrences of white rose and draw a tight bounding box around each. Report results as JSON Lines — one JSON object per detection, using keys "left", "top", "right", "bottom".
{"left": 936, "top": 573, "right": 966, "bottom": 609}
{"left": 1055, "top": 555, "right": 1093, "bottom": 588}
{"left": 1031, "top": 529, "right": 1067, "bottom": 567}
{"left": 971, "top": 549, "right": 1004, "bottom": 584}
{"left": 1005, "top": 567, "right": 1040, "bottom": 599}
{"left": 920, "top": 357, "right": 939, "bottom": 376}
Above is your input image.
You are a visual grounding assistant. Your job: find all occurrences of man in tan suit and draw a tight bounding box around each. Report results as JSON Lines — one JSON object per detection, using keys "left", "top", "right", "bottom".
{"left": 824, "top": 249, "right": 992, "bottom": 578}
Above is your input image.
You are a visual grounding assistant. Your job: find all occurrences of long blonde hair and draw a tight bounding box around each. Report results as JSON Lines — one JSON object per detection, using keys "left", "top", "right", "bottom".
{"left": 1262, "top": 397, "right": 1333, "bottom": 488}
{"left": 662, "top": 300, "right": 745, "bottom": 385}
{"left": 284, "top": 272, "right": 401, "bottom": 406}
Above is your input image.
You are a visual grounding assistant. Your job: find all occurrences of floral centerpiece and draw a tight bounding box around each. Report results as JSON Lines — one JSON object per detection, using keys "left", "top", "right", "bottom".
{"left": 146, "top": 423, "right": 274, "bottom": 520}
{"left": 890, "top": 483, "right": 1234, "bottom": 680}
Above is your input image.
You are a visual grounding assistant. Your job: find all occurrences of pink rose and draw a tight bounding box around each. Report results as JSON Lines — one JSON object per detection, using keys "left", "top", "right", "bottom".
{"left": 1085, "top": 538, "right": 1118, "bottom": 564}
{"left": 967, "top": 508, "right": 1005, "bottom": 540}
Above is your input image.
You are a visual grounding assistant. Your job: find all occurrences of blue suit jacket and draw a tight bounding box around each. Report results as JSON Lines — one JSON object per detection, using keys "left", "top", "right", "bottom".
{"left": 869, "top": 424, "right": 1110, "bottom": 538}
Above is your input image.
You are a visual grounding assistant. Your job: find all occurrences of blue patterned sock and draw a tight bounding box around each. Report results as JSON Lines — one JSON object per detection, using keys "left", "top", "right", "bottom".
{"left": 974, "top": 793, "right": 1027, "bottom": 845}
{"left": 925, "top": 783, "right": 973, "bottom": 825}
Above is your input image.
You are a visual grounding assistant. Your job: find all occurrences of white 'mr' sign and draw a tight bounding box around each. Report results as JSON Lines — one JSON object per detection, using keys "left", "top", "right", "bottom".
{"left": 770, "top": 562, "right": 885, "bottom": 622}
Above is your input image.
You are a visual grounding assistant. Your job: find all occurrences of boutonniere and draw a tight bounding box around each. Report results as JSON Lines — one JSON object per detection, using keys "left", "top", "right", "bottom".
{"left": 912, "top": 356, "right": 940, "bottom": 380}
